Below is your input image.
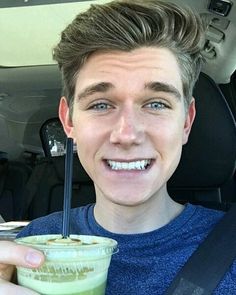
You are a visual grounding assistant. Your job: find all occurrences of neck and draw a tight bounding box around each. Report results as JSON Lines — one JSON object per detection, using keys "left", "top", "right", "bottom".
{"left": 94, "top": 187, "right": 184, "bottom": 234}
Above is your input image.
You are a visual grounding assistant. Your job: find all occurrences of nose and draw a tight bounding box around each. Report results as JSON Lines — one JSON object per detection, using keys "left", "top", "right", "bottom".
{"left": 110, "top": 107, "right": 145, "bottom": 147}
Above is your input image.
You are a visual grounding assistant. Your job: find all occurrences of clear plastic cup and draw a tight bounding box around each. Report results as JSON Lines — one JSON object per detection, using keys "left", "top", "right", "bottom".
{"left": 15, "top": 234, "right": 118, "bottom": 295}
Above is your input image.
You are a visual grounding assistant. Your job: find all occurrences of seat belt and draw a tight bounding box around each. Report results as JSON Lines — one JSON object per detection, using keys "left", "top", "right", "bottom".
{"left": 165, "top": 203, "right": 236, "bottom": 295}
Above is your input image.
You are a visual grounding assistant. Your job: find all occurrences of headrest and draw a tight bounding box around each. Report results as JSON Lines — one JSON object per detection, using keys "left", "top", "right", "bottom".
{"left": 168, "top": 72, "right": 236, "bottom": 189}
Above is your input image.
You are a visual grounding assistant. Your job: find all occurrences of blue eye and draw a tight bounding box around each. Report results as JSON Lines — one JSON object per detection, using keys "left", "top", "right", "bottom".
{"left": 89, "top": 102, "right": 111, "bottom": 110}
{"left": 145, "top": 101, "right": 169, "bottom": 110}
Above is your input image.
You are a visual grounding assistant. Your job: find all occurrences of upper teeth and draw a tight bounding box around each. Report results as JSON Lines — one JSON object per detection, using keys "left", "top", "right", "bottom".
{"left": 107, "top": 160, "right": 151, "bottom": 170}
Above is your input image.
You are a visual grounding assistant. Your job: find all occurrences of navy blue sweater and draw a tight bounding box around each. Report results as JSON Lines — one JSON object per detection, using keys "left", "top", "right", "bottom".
{"left": 18, "top": 204, "right": 236, "bottom": 294}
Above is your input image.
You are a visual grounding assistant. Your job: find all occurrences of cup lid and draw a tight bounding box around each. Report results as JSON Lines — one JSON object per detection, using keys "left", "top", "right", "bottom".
{"left": 15, "top": 234, "right": 118, "bottom": 257}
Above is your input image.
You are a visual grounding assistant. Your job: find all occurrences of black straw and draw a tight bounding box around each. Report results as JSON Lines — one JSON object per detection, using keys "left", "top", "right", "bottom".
{"left": 62, "top": 137, "right": 74, "bottom": 239}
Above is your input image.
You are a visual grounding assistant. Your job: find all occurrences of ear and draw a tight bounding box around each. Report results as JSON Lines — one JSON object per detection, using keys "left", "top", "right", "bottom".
{"left": 58, "top": 96, "right": 74, "bottom": 138}
{"left": 182, "top": 98, "right": 196, "bottom": 145}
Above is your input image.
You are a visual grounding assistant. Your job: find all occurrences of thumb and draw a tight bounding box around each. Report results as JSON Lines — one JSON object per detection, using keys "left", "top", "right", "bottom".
{"left": 0, "top": 241, "right": 44, "bottom": 268}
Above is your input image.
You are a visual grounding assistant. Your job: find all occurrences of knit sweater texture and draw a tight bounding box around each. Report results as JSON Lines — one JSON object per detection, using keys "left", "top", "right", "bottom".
{"left": 17, "top": 203, "right": 236, "bottom": 294}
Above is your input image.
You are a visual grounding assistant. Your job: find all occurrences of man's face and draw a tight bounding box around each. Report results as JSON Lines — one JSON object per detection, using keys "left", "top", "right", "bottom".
{"left": 60, "top": 47, "right": 195, "bottom": 206}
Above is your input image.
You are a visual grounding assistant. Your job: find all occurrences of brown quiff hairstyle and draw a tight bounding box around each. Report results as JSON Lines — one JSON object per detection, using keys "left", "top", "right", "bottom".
{"left": 53, "top": 0, "right": 205, "bottom": 113}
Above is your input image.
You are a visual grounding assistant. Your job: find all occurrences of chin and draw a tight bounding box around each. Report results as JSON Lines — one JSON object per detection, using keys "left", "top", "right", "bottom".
{"left": 106, "top": 193, "right": 151, "bottom": 207}
{"left": 96, "top": 182, "right": 160, "bottom": 207}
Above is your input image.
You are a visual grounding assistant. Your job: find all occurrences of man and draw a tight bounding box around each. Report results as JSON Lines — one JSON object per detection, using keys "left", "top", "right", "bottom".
{"left": 0, "top": 1, "right": 235, "bottom": 294}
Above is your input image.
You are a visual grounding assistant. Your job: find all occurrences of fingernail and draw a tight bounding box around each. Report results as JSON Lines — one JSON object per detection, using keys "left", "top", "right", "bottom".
{"left": 25, "top": 250, "right": 43, "bottom": 266}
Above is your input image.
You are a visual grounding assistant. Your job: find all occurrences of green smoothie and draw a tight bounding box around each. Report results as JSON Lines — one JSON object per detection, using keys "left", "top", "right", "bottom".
{"left": 15, "top": 235, "right": 117, "bottom": 295}
{"left": 41, "top": 282, "right": 106, "bottom": 295}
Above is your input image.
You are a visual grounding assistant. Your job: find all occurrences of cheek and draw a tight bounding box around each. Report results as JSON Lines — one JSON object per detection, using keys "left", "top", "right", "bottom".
{"left": 150, "top": 117, "right": 184, "bottom": 146}
{"left": 73, "top": 122, "right": 95, "bottom": 176}
{"left": 72, "top": 119, "right": 106, "bottom": 156}
{"left": 74, "top": 125, "right": 92, "bottom": 149}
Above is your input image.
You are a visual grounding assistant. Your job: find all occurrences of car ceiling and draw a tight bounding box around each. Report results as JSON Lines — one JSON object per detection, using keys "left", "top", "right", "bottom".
{"left": 0, "top": 0, "right": 235, "bottom": 159}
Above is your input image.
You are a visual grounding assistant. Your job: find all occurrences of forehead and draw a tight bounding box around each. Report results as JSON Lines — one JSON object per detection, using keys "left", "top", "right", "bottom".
{"left": 75, "top": 47, "right": 183, "bottom": 95}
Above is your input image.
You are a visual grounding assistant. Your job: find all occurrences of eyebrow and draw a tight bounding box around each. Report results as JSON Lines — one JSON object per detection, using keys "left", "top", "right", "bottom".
{"left": 145, "top": 82, "right": 181, "bottom": 100}
{"left": 76, "top": 81, "right": 182, "bottom": 101}
{"left": 76, "top": 82, "right": 114, "bottom": 100}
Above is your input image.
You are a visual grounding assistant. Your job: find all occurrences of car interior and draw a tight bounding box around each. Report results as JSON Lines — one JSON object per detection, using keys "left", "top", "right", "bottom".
{"left": 0, "top": 0, "right": 235, "bottom": 225}
{"left": 0, "top": 1, "right": 236, "bottom": 292}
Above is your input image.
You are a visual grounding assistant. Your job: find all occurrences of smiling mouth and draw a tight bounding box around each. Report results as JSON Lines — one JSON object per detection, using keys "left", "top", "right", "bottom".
{"left": 106, "top": 159, "right": 152, "bottom": 171}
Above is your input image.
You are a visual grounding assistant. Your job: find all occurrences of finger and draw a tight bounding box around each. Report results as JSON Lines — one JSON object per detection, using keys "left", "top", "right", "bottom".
{"left": 0, "top": 241, "right": 44, "bottom": 268}
{"left": 0, "top": 278, "right": 39, "bottom": 295}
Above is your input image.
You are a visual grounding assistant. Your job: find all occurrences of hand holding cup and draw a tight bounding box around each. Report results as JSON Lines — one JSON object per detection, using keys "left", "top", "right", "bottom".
{"left": 0, "top": 240, "right": 44, "bottom": 294}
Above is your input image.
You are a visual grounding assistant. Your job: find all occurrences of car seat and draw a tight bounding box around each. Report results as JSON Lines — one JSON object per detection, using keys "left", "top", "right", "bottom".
{"left": 0, "top": 152, "right": 32, "bottom": 221}
{"left": 24, "top": 154, "right": 95, "bottom": 220}
{"left": 168, "top": 72, "right": 236, "bottom": 210}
